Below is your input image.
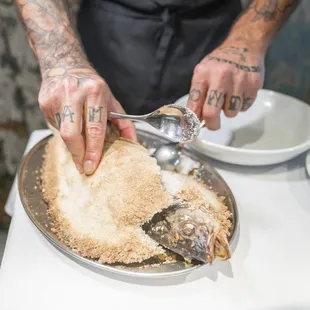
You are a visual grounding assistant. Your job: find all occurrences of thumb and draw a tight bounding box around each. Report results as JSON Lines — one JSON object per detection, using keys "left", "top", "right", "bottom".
{"left": 108, "top": 97, "right": 137, "bottom": 141}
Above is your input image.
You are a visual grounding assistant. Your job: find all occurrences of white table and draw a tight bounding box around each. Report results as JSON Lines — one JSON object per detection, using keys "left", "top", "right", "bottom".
{"left": 1, "top": 130, "right": 310, "bottom": 310}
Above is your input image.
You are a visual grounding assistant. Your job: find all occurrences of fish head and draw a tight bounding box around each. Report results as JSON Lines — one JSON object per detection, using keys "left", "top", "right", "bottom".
{"left": 144, "top": 201, "right": 231, "bottom": 264}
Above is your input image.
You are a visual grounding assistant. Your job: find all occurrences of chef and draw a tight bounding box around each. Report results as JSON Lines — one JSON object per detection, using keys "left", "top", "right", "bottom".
{"left": 14, "top": 0, "right": 299, "bottom": 175}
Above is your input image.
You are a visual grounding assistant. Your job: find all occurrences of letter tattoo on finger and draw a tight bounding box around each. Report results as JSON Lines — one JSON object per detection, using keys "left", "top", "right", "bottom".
{"left": 241, "top": 94, "right": 252, "bottom": 111}
{"left": 62, "top": 105, "right": 74, "bottom": 122}
{"left": 55, "top": 112, "right": 61, "bottom": 127}
{"left": 228, "top": 95, "right": 242, "bottom": 111}
{"left": 229, "top": 93, "right": 253, "bottom": 111}
{"left": 88, "top": 107, "right": 104, "bottom": 123}
{"left": 189, "top": 89, "right": 201, "bottom": 102}
{"left": 207, "top": 90, "right": 223, "bottom": 107}
{"left": 47, "top": 112, "right": 61, "bottom": 128}
{"left": 47, "top": 117, "right": 57, "bottom": 127}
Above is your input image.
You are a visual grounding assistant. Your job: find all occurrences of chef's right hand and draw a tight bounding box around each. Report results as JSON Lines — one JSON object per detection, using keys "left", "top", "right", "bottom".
{"left": 38, "top": 66, "right": 136, "bottom": 176}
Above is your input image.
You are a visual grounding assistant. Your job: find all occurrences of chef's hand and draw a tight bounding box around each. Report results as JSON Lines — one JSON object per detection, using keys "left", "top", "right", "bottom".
{"left": 186, "top": 42, "right": 264, "bottom": 130}
{"left": 39, "top": 66, "right": 136, "bottom": 175}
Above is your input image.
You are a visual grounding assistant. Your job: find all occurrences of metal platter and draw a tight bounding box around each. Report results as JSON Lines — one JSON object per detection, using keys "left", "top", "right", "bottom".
{"left": 18, "top": 129, "right": 239, "bottom": 279}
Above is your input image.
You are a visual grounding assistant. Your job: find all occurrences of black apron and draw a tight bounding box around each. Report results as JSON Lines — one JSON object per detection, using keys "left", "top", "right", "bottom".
{"left": 77, "top": 0, "right": 242, "bottom": 115}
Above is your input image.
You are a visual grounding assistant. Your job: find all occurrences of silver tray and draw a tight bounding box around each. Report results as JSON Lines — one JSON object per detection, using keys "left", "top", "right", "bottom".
{"left": 18, "top": 129, "right": 239, "bottom": 279}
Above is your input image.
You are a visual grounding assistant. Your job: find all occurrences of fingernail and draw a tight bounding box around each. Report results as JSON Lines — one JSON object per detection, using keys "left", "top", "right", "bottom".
{"left": 84, "top": 160, "right": 94, "bottom": 175}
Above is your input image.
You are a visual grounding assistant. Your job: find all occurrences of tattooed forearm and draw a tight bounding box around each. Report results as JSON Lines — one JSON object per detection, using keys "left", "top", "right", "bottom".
{"left": 14, "top": 0, "right": 89, "bottom": 77}
{"left": 225, "top": 0, "right": 300, "bottom": 49}
{"left": 249, "top": 0, "right": 300, "bottom": 22}
{"left": 206, "top": 56, "right": 261, "bottom": 73}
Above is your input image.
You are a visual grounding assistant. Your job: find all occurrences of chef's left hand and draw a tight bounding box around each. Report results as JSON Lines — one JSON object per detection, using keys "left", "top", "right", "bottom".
{"left": 186, "top": 42, "right": 265, "bottom": 130}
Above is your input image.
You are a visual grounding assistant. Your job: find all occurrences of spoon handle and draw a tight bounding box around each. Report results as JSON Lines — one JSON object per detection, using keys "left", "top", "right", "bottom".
{"left": 109, "top": 111, "right": 147, "bottom": 122}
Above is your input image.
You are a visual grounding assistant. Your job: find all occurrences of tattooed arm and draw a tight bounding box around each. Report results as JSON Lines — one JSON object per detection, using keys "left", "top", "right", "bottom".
{"left": 14, "top": 0, "right": 136, "bottom": 175}
{"left": 228, "top": 0, "right": 300, "bottom": 51}
{"left": 187, "top": 0, "right": 299, "bottom": 130}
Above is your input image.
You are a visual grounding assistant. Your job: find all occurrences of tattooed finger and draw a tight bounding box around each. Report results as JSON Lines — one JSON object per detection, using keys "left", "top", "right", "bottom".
{"left": 224, "top": 93, "right": 243, "bottom": 118}
{"left": 47, "top": 109, "right": 62, "bottom": 129}
{"left": 59, "top": 99, "right": 85, "bottom": 173}
{"left": 202, "top": 88, "right": 225, "bottom": 130}
{"left": 187, "top": 88, "right": 206, "bottom": 119}
{"left": 241, "top": 94, "right": 253, "bottom": 111}
{"left": 83, "top": 92, "right": 107, "bottom": 176}
{"left": 186, "top": 64, "right": 210, "bottom": 118}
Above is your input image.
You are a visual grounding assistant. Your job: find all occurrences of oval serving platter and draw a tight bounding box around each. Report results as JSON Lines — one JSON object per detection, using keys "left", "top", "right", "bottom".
{"left": 18, "top": 129, "right": 239, "bottom": 279}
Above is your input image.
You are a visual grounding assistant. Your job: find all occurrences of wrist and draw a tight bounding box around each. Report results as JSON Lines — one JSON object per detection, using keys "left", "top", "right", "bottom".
{"left": 223, "top": 29, "right": 270, "bottom": 55}
{"left": 39, "top": 46, "right": 90, "bottom": 78}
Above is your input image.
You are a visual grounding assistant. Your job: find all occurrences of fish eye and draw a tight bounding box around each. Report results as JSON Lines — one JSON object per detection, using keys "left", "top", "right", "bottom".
{"left": 182, "top": 223, "right": 196, "bottom": 236}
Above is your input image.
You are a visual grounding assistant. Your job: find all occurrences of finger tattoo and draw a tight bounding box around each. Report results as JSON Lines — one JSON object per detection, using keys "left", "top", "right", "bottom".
{"left": 62, "top": 105, "right": 74, "bottom": 122}
{"left": 47, "top": 112, "right": 61, "bottom": 128}
{"left": 189, "top": 89, "right": 201, "bottom": 102}
{"left": 228, "top": 95, "right": 242, "bottom": 111}
{"left": 88, "top": 107, "right": 104, "bottom": 123}
{"left": 207, "top": 90, "right": 223, "bottom": 107}
{"left": 241, "top": 94, "right": 252, "bottom": 111}
{"left": 229, "top": 93, "right": 253, "bottom": 111}
{"left": 47, "top": 117, "right": 57, "bottom": 127}
{"left": 55, "top": 112, "right": 61, "bottom": 127}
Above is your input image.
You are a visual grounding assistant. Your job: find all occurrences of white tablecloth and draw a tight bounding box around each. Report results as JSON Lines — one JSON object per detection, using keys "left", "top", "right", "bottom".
{"left": 1, "top": 130, "right": 310, "bottom": 310}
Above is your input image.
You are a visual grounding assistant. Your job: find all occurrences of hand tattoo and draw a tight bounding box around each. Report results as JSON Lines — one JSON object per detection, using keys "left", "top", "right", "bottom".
{"left": 88, "top": 107, "right": 104, "bottom": 123}
{"left": 189, "top": 89, "right": 201, "bottom": 102}
{"left": 207, "top": 90, "right": 223, "bottom": 107}
{"left": 206, "top": 56, "right": 261, "bottom": 73}
{"left": 218, "top": 46, "right": 248, "bottom": 62}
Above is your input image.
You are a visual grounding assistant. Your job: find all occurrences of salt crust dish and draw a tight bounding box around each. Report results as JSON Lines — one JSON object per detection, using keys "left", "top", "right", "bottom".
{"left": 40, "top": 127, "right": 233, "bottom": 265}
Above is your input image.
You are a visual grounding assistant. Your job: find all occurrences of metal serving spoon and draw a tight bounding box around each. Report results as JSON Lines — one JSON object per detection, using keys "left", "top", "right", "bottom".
{"left": 152, "top": 143, "right": 182, "bottom": 171}
{"left": 109, "top": 104, "right": 202, "bottom": 143}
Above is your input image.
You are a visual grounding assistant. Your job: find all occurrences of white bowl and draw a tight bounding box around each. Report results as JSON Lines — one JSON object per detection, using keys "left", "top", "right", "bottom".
{"left": 136, "top": 89, "right": 310, "bottom": 166}
{"left": 173, "top": 89, "right": 310, "bottom": 166}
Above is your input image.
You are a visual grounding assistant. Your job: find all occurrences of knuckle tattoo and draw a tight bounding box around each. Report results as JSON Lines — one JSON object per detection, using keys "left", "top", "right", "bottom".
{"left": 88, "top": 106, "right": 104, "bottom": 123}
{"left": 207, "top": 89, "right": 223, "bottom": 107}
{"left": 228, "top": 93, "right": 253, "bottom": 112}
{"left": 189, "top": 89, "right": 201, "bottom": 102}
